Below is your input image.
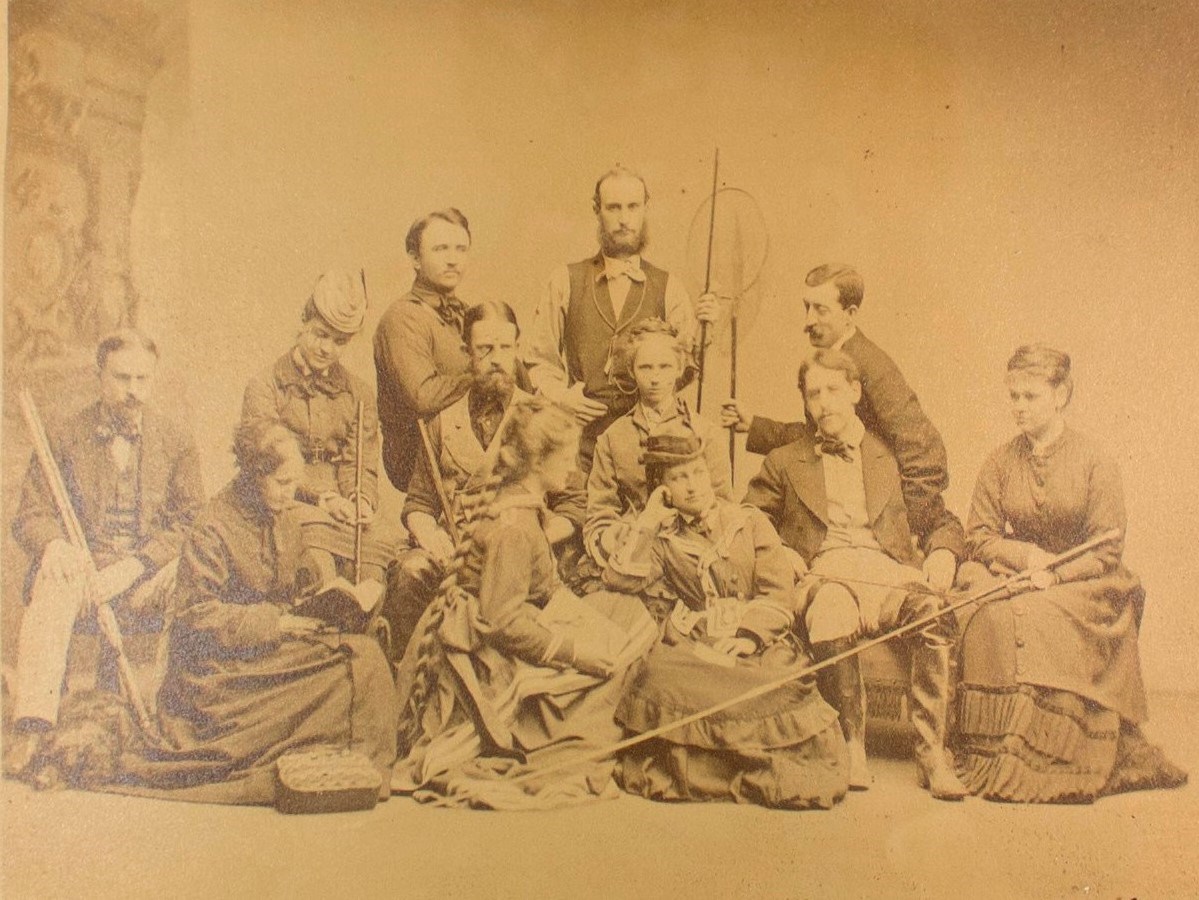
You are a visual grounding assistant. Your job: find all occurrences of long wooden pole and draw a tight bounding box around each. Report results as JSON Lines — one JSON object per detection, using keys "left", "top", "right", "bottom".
{"left": 353, "top": 399, "right": 364, "bottom": 584}
{"left": 18, "top": 389, "right": 153, "bottom": 732}
{"left": 511, "top": 529, "right": 1121, "bottom": 785}
{"left": 728, "top": 310, "right": 737, "bottom": 480}
{"left": 695, "top": 149, "right": 719, "bottom": 414}
{"left": 417, "top": 418, "right": 461, "bottom": 546}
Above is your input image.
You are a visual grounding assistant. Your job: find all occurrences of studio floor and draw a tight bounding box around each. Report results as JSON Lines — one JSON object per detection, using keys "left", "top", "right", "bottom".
{"left": 2, "top": 691, "right": 1196, "bottom": 900}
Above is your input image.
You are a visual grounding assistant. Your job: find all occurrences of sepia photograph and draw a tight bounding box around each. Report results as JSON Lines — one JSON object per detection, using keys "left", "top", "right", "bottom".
{"left": 2, "top": 1, "right": 1197, "bottom": 897}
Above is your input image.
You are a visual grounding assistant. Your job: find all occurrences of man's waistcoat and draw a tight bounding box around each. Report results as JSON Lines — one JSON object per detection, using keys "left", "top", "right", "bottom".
{"left": 564, "top": 254, "right": 669, "bottom": 409}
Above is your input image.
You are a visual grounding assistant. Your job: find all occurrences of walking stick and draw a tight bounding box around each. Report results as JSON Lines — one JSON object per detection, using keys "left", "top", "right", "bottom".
{"left": 353, "top": 399, "right": 364, "bottom": 584}
{"left": 18, "top": 389, "right": 154, "bottom": 732}
{"left": 511, "top": 529, "right": 1121, "bottom": 785}
{"left": 728, "top": 305, "right": 738, "bottom": 481}
{"left": 354, "top": 267, "right": 372, "bottom": 581}
{"left": 695, "top": 148, "right": 719, "bottom": 414}
{"left": 417, "top": 418, "right": 461, "bottom": 546}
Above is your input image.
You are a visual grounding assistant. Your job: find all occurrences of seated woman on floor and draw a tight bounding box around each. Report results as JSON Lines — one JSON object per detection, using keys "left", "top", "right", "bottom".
{"left": 117, "top": 420, "right": 398, "bottom": 804}
{"left": 953, "top": 344, "right": 1187, "bottom": 803}
{"left": 391, "top": 397, "right": 657, "bottom": 809}
{"left": 583, "top": 318, "right": 731, "bottom": 574}
{"left": 601, "top": 430, "right": 849, "bottom": 810}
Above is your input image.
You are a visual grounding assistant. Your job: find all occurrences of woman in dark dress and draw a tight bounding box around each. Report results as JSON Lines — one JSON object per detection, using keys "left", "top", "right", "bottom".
{"left": 602, "top": 431, "right": 849, "bottom": 810}
{"left": 954, "top": 345, "right": 1187, "bottom": 802}
{"left": 392, "top": 397, "right": 657, "bottom": 809}
{"left": 120, "top": 420, "right": 397, "bottom": 804}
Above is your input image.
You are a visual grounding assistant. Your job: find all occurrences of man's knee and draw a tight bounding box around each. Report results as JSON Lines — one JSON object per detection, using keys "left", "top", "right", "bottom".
{"left": 116, "top": 558, "right": 179, "bottom": 631}
{"left": 805, "top": 582, "right": 860, "bottom": 644}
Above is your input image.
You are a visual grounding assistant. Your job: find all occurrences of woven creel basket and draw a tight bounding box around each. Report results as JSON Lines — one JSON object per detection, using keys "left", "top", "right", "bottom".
{"left": 275, "top": 745, "right": 383, "bottom": 814}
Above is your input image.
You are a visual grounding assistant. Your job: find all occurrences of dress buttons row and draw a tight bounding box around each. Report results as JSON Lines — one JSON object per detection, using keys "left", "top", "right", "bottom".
{"left": 1014, "top": 600, "right": 1025, "bottom": 673}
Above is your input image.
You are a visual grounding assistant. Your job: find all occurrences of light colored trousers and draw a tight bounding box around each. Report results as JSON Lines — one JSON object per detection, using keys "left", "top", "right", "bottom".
{"left": 14, "top": 558, "right": 178, "bottom": 725}
{"left": 805, "top": 547, "right": 926, "bottom": 643}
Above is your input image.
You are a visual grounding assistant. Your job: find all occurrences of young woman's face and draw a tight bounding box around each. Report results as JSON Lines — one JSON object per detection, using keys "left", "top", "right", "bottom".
{"left": 258, "top": 449, "right": 305, "bottom": 514}
{"left": 537, "top": 435, "right": 580, "bottom": 494}
{"left": 296, "top": 317, "right": 353, "bottom": 372}
{"left": 1006, "top": 371, "right": 1068, "bottom": 439}
{"left": 661, "top": 457, "right": 716, "bottom": 518}
{"left": 632, "top": 335, "right": 682, "bottom": 409}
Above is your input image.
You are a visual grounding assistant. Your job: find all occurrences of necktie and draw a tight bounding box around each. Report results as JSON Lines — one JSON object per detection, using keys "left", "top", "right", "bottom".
{"left": 688, "top": 513, "right": 714, "bottom": 539}
{"left": 604, "top": 260, "right": 646, "bottom": 283}
{"left": 818, "top": 436, "right": 855, "bottom": 462}
{"left": 439, "top": 294, "right": 468, "bottom": 333}
{"left": 96, "top": 414, "right": 141, "bottom": 443}
{"left": 299, "top": 372, "right": 340, "bottom": 398}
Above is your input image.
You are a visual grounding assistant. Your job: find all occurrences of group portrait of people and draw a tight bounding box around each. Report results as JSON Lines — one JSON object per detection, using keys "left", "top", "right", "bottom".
{"left": 3, "top": 164, "right": 1188, "bottom": 813}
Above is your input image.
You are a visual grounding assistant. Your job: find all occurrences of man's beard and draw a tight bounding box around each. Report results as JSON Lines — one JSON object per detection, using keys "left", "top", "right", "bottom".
{"left": 106, "top": 398, "right": 143, "bottom": 427}
{"left": 598, "top": 219, "right": 649, "bottom": 258}
{"left": 472, "top": 368, "right": 515, "bottom": 404}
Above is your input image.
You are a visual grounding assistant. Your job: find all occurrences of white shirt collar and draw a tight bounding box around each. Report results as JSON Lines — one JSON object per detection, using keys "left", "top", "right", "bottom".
{"left": 818, "top": 414, "right": 866, "bottom": 450}
{"left": 830, "top": 324, "right": 858, "bottom": 352}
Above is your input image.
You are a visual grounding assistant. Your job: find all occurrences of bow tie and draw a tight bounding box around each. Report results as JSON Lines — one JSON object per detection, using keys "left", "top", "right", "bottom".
{"left": 603, "top": 260, "right": 646, "bottom": 284}
{"left": 437, "top": 294, "right": 468, "bottom": 332}
{"left": 96, "top": 415, "right": 141, "bottom": 442}
{"left": 817, "top": 436, "right": 855, "bottom": 462}
{"left": 296, "top": 371, "right": 342, "bottom": 399}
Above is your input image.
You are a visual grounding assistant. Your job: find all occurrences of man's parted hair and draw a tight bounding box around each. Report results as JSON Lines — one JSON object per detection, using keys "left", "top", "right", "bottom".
{"left": 805, "top": 263, "right": 864, "bottom": 311}
{"left": 797, "top": 349, "right": 862, "bottom": 394}
{"left": 405, "top": 208, "right": 471, "bottom": 257}
{"left": 95, "top": 329, "right": 159, "bottom": 369}
{"left": 592, "top": 165, "right": 650, "bottom": 214}
{"left": 463, "top": 301, "right": 520, "bottom": 345}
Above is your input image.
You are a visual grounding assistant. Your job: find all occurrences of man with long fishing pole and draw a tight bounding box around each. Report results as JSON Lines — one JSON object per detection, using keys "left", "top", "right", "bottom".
{"left": 745, "top": 349, "right": 969, "bottom": 799}
{"left": 526, "top": 165, "right": 719, "bottom": 473}
{"left": 6, "top": 331, "right": 205, "bottom": 776}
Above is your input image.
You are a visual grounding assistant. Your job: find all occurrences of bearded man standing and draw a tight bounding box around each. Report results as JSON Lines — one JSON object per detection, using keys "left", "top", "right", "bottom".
{"left": 526, "top": 166, "right": 718, "bottom": 472}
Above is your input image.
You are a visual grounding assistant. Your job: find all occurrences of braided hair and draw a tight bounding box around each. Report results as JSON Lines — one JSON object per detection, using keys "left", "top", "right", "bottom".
{"left": 397, "top": 396, "right": 580, "bottom": 751}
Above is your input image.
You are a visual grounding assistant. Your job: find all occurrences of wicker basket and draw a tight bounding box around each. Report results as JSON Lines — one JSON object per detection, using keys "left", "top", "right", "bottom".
{"left": 275, "top": 745, "right": 383, "bottom": 814}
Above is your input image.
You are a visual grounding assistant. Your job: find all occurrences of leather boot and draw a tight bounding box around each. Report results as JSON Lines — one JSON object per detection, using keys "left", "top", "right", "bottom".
{"left": 909, "top": 632, "right": 967, "bottom": 801}
{"left": 813, "top": 638, "right": 872, "bottom": 791}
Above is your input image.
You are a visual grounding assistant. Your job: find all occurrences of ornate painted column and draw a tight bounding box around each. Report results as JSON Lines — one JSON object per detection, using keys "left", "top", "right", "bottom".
{"left": 3, "top": 0, "right": 169, "bottom": 663}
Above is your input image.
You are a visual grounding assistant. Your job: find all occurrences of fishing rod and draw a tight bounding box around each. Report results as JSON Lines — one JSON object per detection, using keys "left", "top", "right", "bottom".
{"left": 508, "top": 528, "right": 1120, "bottom": 785}
{"left": 694, "top": 149, "right": 719, "bottom": 414}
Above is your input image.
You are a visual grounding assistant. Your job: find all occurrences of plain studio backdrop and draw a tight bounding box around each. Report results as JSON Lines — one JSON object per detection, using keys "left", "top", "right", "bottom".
{"left": 27, "top": 0, "right": 1199, "bottom": 692}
